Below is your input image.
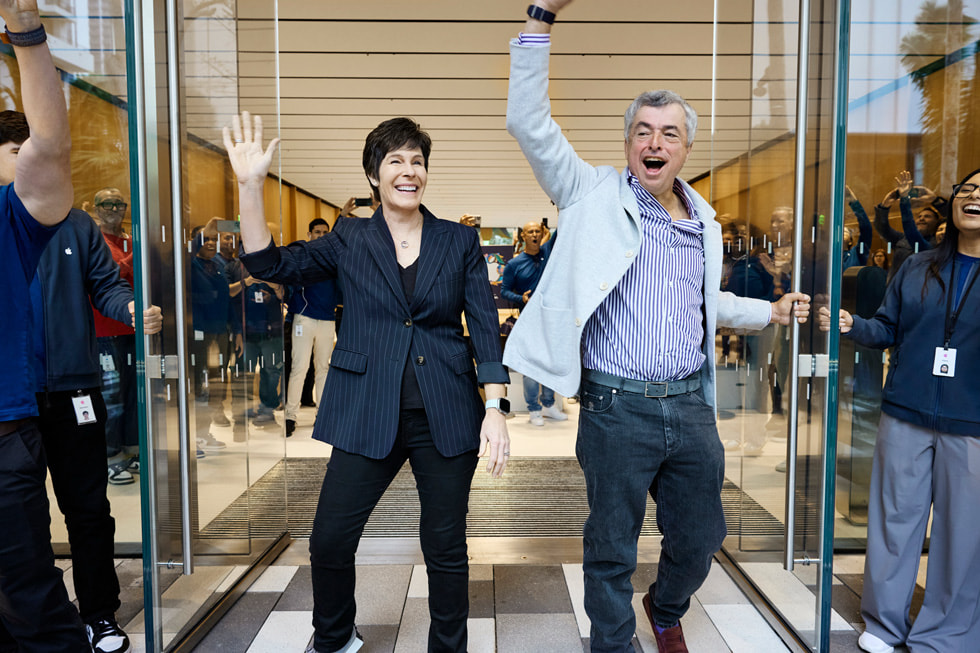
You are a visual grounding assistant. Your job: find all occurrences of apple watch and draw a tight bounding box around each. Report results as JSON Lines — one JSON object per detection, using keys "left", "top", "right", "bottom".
{"left": 485, "top": 397, "right": 511, "bottom": 416}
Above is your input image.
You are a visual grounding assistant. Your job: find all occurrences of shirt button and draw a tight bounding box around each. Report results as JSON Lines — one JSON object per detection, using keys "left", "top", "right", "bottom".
{"left": 599, "top": 282, "right": 609, "bottom": 291}
{"left": 404, "top": 319, "right": 412, "bottom": 327}
{"left": 574, "top": 318, "right": 582, "bottom": 327}
{"left": 416, "top": 356, "right": 425, "bottom": 365}
{"left": 625, "top": 250, "right": 635, "bottom": 258}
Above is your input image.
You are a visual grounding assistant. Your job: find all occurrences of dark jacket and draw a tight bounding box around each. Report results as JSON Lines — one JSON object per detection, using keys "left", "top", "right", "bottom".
{"left": 240, "top": 208, "right": 509, "bottom": 459}
{"left": 846, "top": 252, "right": 980, "bottom": 436}
{"left": 34, "top": 209, "right": 133, "bottom": 392}
{"left": 190, "top": 255, "right": 235, "bottom": 335}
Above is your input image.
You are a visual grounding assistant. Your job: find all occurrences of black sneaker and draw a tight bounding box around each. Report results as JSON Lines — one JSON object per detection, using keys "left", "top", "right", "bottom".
{"left": 86, "top": 617, "right": 130, "bottom": 653}
{"left": 286, "top": 419, "right": 296, "bottom": 437}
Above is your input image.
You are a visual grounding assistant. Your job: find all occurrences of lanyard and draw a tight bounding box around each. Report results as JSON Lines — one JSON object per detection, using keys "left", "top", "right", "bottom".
{"left": 943, "top": 259, "right": 980, "bottom": 348}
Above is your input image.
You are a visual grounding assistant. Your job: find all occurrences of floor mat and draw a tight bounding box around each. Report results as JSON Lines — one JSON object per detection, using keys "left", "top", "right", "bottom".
{"left": 199, "top": 458, "right": 785, "bottom": 539}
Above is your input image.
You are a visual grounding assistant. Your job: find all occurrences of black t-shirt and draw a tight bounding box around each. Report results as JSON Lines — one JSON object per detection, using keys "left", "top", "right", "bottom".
{"left": 399, "top": 260, "right": 424, "bottom": 409}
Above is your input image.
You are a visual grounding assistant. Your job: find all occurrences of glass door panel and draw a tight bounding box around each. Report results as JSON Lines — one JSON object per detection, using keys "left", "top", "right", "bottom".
{"left": 130, "top": 0, "right": 287, "bottom": 649}
{"left": 709, "top": 0, "right": 846, "bottom": 649}
{"left": 27, "top": 1, "right": 144, "bottom": 557}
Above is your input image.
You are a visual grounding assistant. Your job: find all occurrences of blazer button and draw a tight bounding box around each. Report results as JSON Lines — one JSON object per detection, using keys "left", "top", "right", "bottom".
{"left": 416, "top": 356, "right": 425, "bottom": 365}
{"left": 404, "top": 318, "right": 412, "bottom": 327}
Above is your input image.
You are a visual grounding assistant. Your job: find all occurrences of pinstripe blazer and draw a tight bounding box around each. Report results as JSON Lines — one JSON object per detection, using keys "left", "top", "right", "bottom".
{"left": 240, "top": 208, "right": 509, "bottom": 459}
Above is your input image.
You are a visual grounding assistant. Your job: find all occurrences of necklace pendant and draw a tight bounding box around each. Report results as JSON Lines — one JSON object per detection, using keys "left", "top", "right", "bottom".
{"left": 400, "top": 240, "right": 409, "bottom": 249}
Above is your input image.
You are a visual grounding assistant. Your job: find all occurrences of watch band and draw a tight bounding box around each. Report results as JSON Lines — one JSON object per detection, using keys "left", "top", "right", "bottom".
{"left": 2, "top": 25, "right": 47, "bottom": 47}
{"left": 526, "top": 5, "right": 556, "bottom": 25}
{"left": 485, "top": 398, "right": 511, "bottom": 416}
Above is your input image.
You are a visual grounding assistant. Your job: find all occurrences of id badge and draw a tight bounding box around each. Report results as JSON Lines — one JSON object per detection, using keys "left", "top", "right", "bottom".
{"left": 933, "top": 347, "right": 956, "bottom": 377}
{"left": 72, "top": 394, "right": 98, "bottom": 425}
{"left": 194, "top": 329, "right": 204, "bottom": 341}
{"left": 295, "top": 323, "right": 303, "bottom": 337}
{"left": 254, "top": 290, "right": 264, "bottom": 304}
{"left": 100, "top": 353, "right": 116, "bottom": 372}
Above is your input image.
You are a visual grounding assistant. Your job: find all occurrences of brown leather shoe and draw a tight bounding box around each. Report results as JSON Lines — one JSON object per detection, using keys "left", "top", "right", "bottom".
{"left": 642, "top": 592, "right": 688, "bottom": 653}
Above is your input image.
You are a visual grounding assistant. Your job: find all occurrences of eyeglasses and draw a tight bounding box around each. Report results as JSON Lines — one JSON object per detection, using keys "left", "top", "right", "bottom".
{"left": 97, "top": 200, "right": 128, "bottom": 211}
{"left": 952, "top": 183, "right": 979, "bottom": 198}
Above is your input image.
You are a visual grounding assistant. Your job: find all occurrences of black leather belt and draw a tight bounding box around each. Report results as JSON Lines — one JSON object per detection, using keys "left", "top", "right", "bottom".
{"left": 582, "top": 368, "right": 701, "bottom": 398}
{"left": 0, "top": 417, "right": 31, "bottom": 437}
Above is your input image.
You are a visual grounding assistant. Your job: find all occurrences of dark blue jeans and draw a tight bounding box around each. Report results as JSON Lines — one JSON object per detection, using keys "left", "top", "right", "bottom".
{"left": 577, "top": 379, "right": 726, "bottom": 653}
{"left": 309, "top": 409, "right": 477, "bottom": 653}
{"left": 98, "top": 334, "right": 138, "bottom": 454}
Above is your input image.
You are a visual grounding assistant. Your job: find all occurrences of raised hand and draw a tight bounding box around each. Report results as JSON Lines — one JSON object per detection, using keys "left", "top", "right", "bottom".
{"left": 844, "top": 185, "right": 857, "bottom": 204}
{"left": 0, "top": 0, "right": 42, "bottom": 31}
{"left": 534, "top": 0, "right": 575, "bottom": 12}
{"left": 222, "top": 111, "right": 280, "bottom": 187}
{"left": 895, "top": 170, "right": 913, "bottom": 198}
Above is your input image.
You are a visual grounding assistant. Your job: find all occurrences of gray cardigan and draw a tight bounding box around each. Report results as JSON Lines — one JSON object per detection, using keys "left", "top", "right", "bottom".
{"left": 502, "top": 41, "right": 772, "bottom": 407}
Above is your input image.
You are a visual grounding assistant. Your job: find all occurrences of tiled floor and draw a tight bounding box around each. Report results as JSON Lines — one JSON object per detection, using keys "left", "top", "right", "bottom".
{"left": 186, "top": 538, "right": 799, "bottom": 653}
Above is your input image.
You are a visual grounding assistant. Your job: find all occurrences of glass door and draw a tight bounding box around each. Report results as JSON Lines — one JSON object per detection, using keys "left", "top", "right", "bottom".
{"left": 706, "top": 0, "right": 849, "bottom": 650}
{"left": 129, "top": 0, "right": 288, "bottom": 650}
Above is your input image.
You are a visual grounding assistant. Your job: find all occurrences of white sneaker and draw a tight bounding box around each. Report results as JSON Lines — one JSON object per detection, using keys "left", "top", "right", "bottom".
{"left": 197, "top": 434, "right": 227, "bottom": 451}
{"left": 541, "top": 404, "right": 568, "bottom": 421}
{"left": 858, "top": 631, "right": 894, "bottom": 653}
{"left": 528, "top": 411, "right": 544, "bottom": 426}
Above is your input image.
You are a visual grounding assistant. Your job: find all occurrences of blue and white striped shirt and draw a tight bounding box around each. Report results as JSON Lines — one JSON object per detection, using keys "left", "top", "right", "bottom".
{"left": 581, "top": 174, "right": 706, "bottom": 382}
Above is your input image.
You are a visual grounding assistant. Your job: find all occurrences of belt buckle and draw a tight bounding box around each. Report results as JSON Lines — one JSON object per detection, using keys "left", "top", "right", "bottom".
{"left": 644, "top": 382, "right": 668, "bottom": 398}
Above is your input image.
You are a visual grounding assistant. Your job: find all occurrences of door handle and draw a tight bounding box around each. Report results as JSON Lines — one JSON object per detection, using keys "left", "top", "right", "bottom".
{"left": 784, "top": 0, "right": 813, "bottom": 573}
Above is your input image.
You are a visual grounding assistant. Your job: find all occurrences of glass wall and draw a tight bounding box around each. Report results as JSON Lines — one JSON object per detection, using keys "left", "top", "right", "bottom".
{"left": 837, "top": 0, "right": 980, "bottom": 545}
{"left": 133, "top": 0, "right": 290, "bottom": 649}
{"left": 0, "top": 1, "right": 290, "bottom": 650}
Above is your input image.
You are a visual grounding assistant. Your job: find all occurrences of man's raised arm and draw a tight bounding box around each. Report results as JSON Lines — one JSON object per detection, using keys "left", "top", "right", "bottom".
{"left": 1, "top": 0, "right": 72, "bottom": 226}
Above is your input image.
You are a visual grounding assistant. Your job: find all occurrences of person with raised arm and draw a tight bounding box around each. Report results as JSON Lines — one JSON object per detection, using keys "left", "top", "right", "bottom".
{"left": 503, "top": 2, "right": 811, "bottom": 651}
{"left": 0, "top": 0, "right": 93, "bottom": 650}
{"left": 226, "top": 111, "right": 510, "bottom": 653}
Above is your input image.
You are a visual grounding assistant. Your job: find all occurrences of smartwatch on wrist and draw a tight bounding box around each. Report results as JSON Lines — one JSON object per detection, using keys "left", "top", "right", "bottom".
{"left": 485, "top": 397, "right": 511, "bottom": 416}
{"left": 527, "top": 5, "right": 556, "bottom": 25}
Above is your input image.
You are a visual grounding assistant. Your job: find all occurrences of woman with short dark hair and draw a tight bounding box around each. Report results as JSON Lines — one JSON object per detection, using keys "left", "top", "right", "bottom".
{"left": 822, "top": 167, "right": 980, "bottom": 653}
{"left": 225, "top": 112, "right": 511, "bottom": 653}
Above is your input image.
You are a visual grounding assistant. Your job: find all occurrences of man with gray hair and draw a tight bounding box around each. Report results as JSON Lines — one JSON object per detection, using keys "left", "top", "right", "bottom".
{"left": 503, "top": 2, "right": 811, "bottom": 651}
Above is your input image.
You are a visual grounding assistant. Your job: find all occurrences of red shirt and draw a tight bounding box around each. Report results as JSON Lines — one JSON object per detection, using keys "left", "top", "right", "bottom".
{"left": 93, "top": 230, "right": 135, "bottom": 337}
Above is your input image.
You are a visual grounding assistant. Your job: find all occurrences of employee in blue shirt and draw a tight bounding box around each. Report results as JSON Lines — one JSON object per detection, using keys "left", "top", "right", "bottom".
{"left": 0, "top": 1, "right": 93, "bottom": 650}
{"left": 500, "top": 220, "right": 566, "bottom": 426}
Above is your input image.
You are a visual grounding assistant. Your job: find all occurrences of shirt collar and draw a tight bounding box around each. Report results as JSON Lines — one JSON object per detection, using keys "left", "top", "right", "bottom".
{"left": 626, "top": 170, "right": 700, "bottom": 225}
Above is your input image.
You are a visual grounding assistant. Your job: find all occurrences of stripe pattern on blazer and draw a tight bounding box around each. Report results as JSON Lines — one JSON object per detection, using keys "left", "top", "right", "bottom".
{"left": 240, "top": 207, "right": 509, "bottom": 459}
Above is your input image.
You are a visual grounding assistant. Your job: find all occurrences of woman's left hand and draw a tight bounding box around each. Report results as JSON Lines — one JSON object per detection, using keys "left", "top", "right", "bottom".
{"left": 222, "top": 111, "right": 280, "bottom": 186}
{"left": 479, "top": 411, "right": 510, "bottom": 478}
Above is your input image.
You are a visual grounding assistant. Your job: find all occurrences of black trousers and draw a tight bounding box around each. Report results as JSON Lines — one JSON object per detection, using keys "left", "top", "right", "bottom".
{"left": 309, "top": 409, "right": 477, "bottom": 653}
{"left": 37, "top": 390, "right": 120, "bottom": 622}
{"left": 0, "top": 419, "right": 90, "bottom": 652}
